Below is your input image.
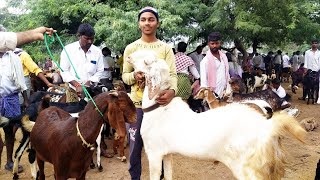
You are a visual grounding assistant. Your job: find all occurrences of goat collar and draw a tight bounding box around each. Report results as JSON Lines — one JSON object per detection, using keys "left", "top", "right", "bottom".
{"left": 76, "top": 119, "right": 95, "bottom": 151}
{"left": 142, "top": 103, "right": 160, "bottom": 113}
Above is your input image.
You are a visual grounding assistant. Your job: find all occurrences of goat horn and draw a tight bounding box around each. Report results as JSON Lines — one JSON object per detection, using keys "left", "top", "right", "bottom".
{"left": 109, "top": 91, "right": 119, "bottom": 97}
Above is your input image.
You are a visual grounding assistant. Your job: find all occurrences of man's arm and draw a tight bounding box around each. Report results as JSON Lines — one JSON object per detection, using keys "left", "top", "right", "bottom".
{"left": 16, "top": 27, "right": 55, "bottom": 47}
{"left": 122, "top": 46, "right": 136, "bottom": 85}
{"left": 0, "top": 27, "right": 55, "bottom": 52}
{"left": 200, "top": 57, "right": 208, "bottom": 87}
{"left": 60, "top": 47, "right": 75, "bottom": 83}
{"left": 20, "top": 51, "right": 53, "bottom": 87}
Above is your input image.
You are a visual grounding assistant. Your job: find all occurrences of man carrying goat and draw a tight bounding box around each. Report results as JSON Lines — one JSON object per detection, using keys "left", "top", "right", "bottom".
{"left": 122, "top": 6, "right": 177, "bottom": 180}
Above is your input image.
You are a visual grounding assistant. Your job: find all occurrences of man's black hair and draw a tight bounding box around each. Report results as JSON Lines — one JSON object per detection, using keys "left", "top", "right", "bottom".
{"left": 272, "top": 78, "right": 281, "bottom": 85}
{"left": 77, "top": 23, "right": 95, "bottom": 37}
{"left": 102, "top": 47, "right": 111, "bottom": 55}
{"left": 208, "top": 32, "right": 221, "bottom": 42}
{"left": 177, "top": 42, "right": 187, "bottom": 53}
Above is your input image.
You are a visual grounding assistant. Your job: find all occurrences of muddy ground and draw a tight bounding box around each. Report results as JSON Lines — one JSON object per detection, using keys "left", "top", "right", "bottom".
{"left": 0, "top": 82, "right": 319, "bottom": 180}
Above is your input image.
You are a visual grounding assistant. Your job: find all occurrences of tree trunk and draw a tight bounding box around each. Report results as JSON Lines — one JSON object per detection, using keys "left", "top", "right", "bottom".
{"left": 252, "top": 38, "right": 259, "bottom": 54}
{"left": 234, "top": 39, "right": 248, "bottom": 66}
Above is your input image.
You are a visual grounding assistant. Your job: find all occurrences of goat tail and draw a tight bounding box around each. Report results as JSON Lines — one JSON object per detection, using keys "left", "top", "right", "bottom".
{"left": 247, "top": 113, "right": 306, "bottom": 180}
{"left": 271, "top": 112, "right": 306, "bottom": 143}
{"left": 21, "top": 115, "right": 35, "bottom": 132}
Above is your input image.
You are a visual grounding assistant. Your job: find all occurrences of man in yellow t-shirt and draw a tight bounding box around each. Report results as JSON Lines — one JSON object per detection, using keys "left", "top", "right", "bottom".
{"left": 122, "top": 6, "right": 177, "bottom": 180}
{"left": 14, "top": 49, "right": 53, "bottom": 98}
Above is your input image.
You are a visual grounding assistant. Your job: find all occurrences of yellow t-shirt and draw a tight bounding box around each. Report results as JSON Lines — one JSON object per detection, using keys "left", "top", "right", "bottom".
{"left": 122, "top": 39, "right": 177, "bottom": 108}
{"left": 117, "top": 55, "right": 124, "bottom": 74}
{"left": 19, "top": 51, "right": 43, "bottom": 76}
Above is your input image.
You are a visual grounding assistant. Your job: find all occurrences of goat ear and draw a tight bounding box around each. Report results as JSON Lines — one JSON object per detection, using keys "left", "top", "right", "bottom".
{"left": 204, "top": 90, "right": 209, "bottom": 97}
{"left": 102, "top": 87, "right": 108, "bottom": 92}
{"left": 109, "top": 91, "right": 118, "bottom": 97}
{"left": 146, "top": 79, "right": 159, "bottom": 100}
{"left": 194, "top": 88, "right": 203, "bottom": 99}
{"left": 107, "top": 102, "right": 127, "bottom": 137}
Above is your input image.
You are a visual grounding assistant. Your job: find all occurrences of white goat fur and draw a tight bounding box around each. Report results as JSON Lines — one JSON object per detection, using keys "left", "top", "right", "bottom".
{"left": 247, "top": 74, "right": 268, "bottom": 93}
{"left": 131, "top": 50, "right": 306, "bottom": 180}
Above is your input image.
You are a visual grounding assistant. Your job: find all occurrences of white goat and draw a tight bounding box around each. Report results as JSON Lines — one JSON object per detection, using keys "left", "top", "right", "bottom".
{"left": 129, "top": 50, "right": 307, "bottom": 180}
{"left": 247, "top": 74, "right": 268, "bottom": 93}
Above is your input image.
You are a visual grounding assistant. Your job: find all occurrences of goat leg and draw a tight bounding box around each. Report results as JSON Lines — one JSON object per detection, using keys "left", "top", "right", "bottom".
{"left": 37, "top": 157, "right": 45, "bottom": 180}
{"left": 118, "top": 136, "right": 126, "bottom": 162}
{"left": 90, "top": 160, "right": 95, "bottom": 169}
{"left": 113, "top": 139, "right": 119, "bottom": 155}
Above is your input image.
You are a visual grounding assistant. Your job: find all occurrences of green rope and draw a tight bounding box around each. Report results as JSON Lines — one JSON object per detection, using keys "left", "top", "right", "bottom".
{"left": 44, "top": 32, "right": 104, "bottom": 118}
{"left": 44, "top": 33, "right": 63, "bottom": 71}
{"left": 83, "top": 85, "right": 104, "bottom": 117}
{"left": 54, "top": 32, "right": 80, "bottom": 80}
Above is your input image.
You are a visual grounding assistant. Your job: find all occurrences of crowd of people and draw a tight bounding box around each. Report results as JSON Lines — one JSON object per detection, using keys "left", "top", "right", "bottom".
{"left": 1, "top": 5, "right": 320, "bottom": 180}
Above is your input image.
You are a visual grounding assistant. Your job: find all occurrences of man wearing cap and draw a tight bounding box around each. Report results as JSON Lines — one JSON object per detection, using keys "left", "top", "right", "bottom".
{"left": 60, "top": 23, "right": 104, "bottom": 97}
{"left": 200, "top": 32, "right": 231, "bottom": 98}
{"left": 122, "top": 6, "right": 177, "bottom": 180}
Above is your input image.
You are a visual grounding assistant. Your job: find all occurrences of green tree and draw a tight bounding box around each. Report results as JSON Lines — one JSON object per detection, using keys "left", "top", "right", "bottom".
{"left": 4, "top": 0, "right": 320, "bottom": 63}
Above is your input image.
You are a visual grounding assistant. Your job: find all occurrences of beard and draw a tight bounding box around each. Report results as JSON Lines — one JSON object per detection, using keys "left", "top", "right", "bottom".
{"left": 84, "top": 44, "right": 92, "bottom": 50}
{"left": 210, "top": 47, "right": 219, "bottom": 53}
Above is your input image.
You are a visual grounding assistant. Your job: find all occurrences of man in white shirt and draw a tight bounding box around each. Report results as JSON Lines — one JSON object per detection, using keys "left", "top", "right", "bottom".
{"left": 292, "top": 51, "right": 300, "bottom": 72}
{"left": 60, "top": 23, "right": 104, "bottom": 97}
{"left": 0, "top": 50, "right": 28, "bottom": 173}
{"left": 0, "top": 25, "right": 55, "bottom": 52}
{"left": 189, "top": 45, "right": 204, "bottom": 73}
{"left": 252, "top": 53, "right": 263, "bottom": 70}
{"left": 271, "top": 79, "right": 291, "bottom": 109}
{"left": 100, "top": 47, "right": 113, "bottom": 90}
{"left": 304, "top": 40, "right": 320, "bottom": 72}
{"left": 282, "top": 53, "right": 290, "bottom": 68}
{"left": 303, "top": 40, "right": 320, "bottom": 103}
{"left": 200, "top": 32, "right": 230, "bottom": 98}
{"left": 273, "top": 50, "right": 283, "bottom": 80}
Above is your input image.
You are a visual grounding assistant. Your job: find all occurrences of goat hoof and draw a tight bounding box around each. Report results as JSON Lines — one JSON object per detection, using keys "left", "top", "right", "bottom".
{"left": 98, "top": 165, "right": 103, "bottom": 172}
{"left": 117, "top": 156, "right": 127, "bottom": 162}
{"left": 90, "top": 163, "right": 95, "bottom": 169}
{"left": 13, "top": 173, "right": 19, "bottom": 180}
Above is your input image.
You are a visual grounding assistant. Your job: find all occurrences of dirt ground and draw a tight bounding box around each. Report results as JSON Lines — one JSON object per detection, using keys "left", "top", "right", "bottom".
{"left": 0, "top": 82, "right": 319, "bottom": 180}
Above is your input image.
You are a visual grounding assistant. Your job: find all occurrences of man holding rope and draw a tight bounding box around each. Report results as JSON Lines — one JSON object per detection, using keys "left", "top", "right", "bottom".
{"left": 0, "top": 25, "right": 55, "bottom": 52}
{"left": 60, "top": 23, "right": 104, "bottom": 97}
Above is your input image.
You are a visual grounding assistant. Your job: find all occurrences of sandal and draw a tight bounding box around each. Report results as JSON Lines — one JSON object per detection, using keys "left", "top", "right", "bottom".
{"left": 5, "top": 162, "right": 23, "bottom": 173}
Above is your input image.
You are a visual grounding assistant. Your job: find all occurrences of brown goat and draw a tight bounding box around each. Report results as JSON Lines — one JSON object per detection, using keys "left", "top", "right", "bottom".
{"left": 194, "top": 87, "right": 227, "bottom": 109}
{"left": 23, "top": 91, "right": 136, "bottom": 180}
{"left": 194, "top": 87, "right": 273, "bottom": 119}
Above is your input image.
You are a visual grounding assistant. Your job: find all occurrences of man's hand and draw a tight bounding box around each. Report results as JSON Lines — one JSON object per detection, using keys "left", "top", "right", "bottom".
{"left": 156, "top": 89, "right": 175, "bottom": 105}
{"left": 47, "top": 82, "right": 54, "bottom": 88}
{"left": 134, "top": 71, "right": 144, "bottom": 81}
{"left": 16, "top": 26, "right": 56, "bottom": 47}
{"left": 23, "top": 100, "right": 29, "bottom": 109}
{"left": 75, "top": 86, "right": 84, "bottom": 98}
{"left": 84, "top": 81, "right": 91, "bottom": 87}
{"left": 32, "top": 27, "right": 55, "bottom": 41}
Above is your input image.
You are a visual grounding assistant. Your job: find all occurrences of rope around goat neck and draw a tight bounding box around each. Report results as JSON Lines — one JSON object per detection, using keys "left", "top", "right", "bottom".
{"left": 76, "top": 119, "right": 95, "bottom": 151}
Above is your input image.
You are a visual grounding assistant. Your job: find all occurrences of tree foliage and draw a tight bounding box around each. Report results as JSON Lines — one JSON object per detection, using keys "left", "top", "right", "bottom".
{"left": 2, "top": 0, "right": 320, "bottom": 63}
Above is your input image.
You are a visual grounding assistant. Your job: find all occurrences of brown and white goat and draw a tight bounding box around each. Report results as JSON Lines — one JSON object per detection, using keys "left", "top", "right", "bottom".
{"left": 194, "top": 87, "right": 273, "bottom": 119}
